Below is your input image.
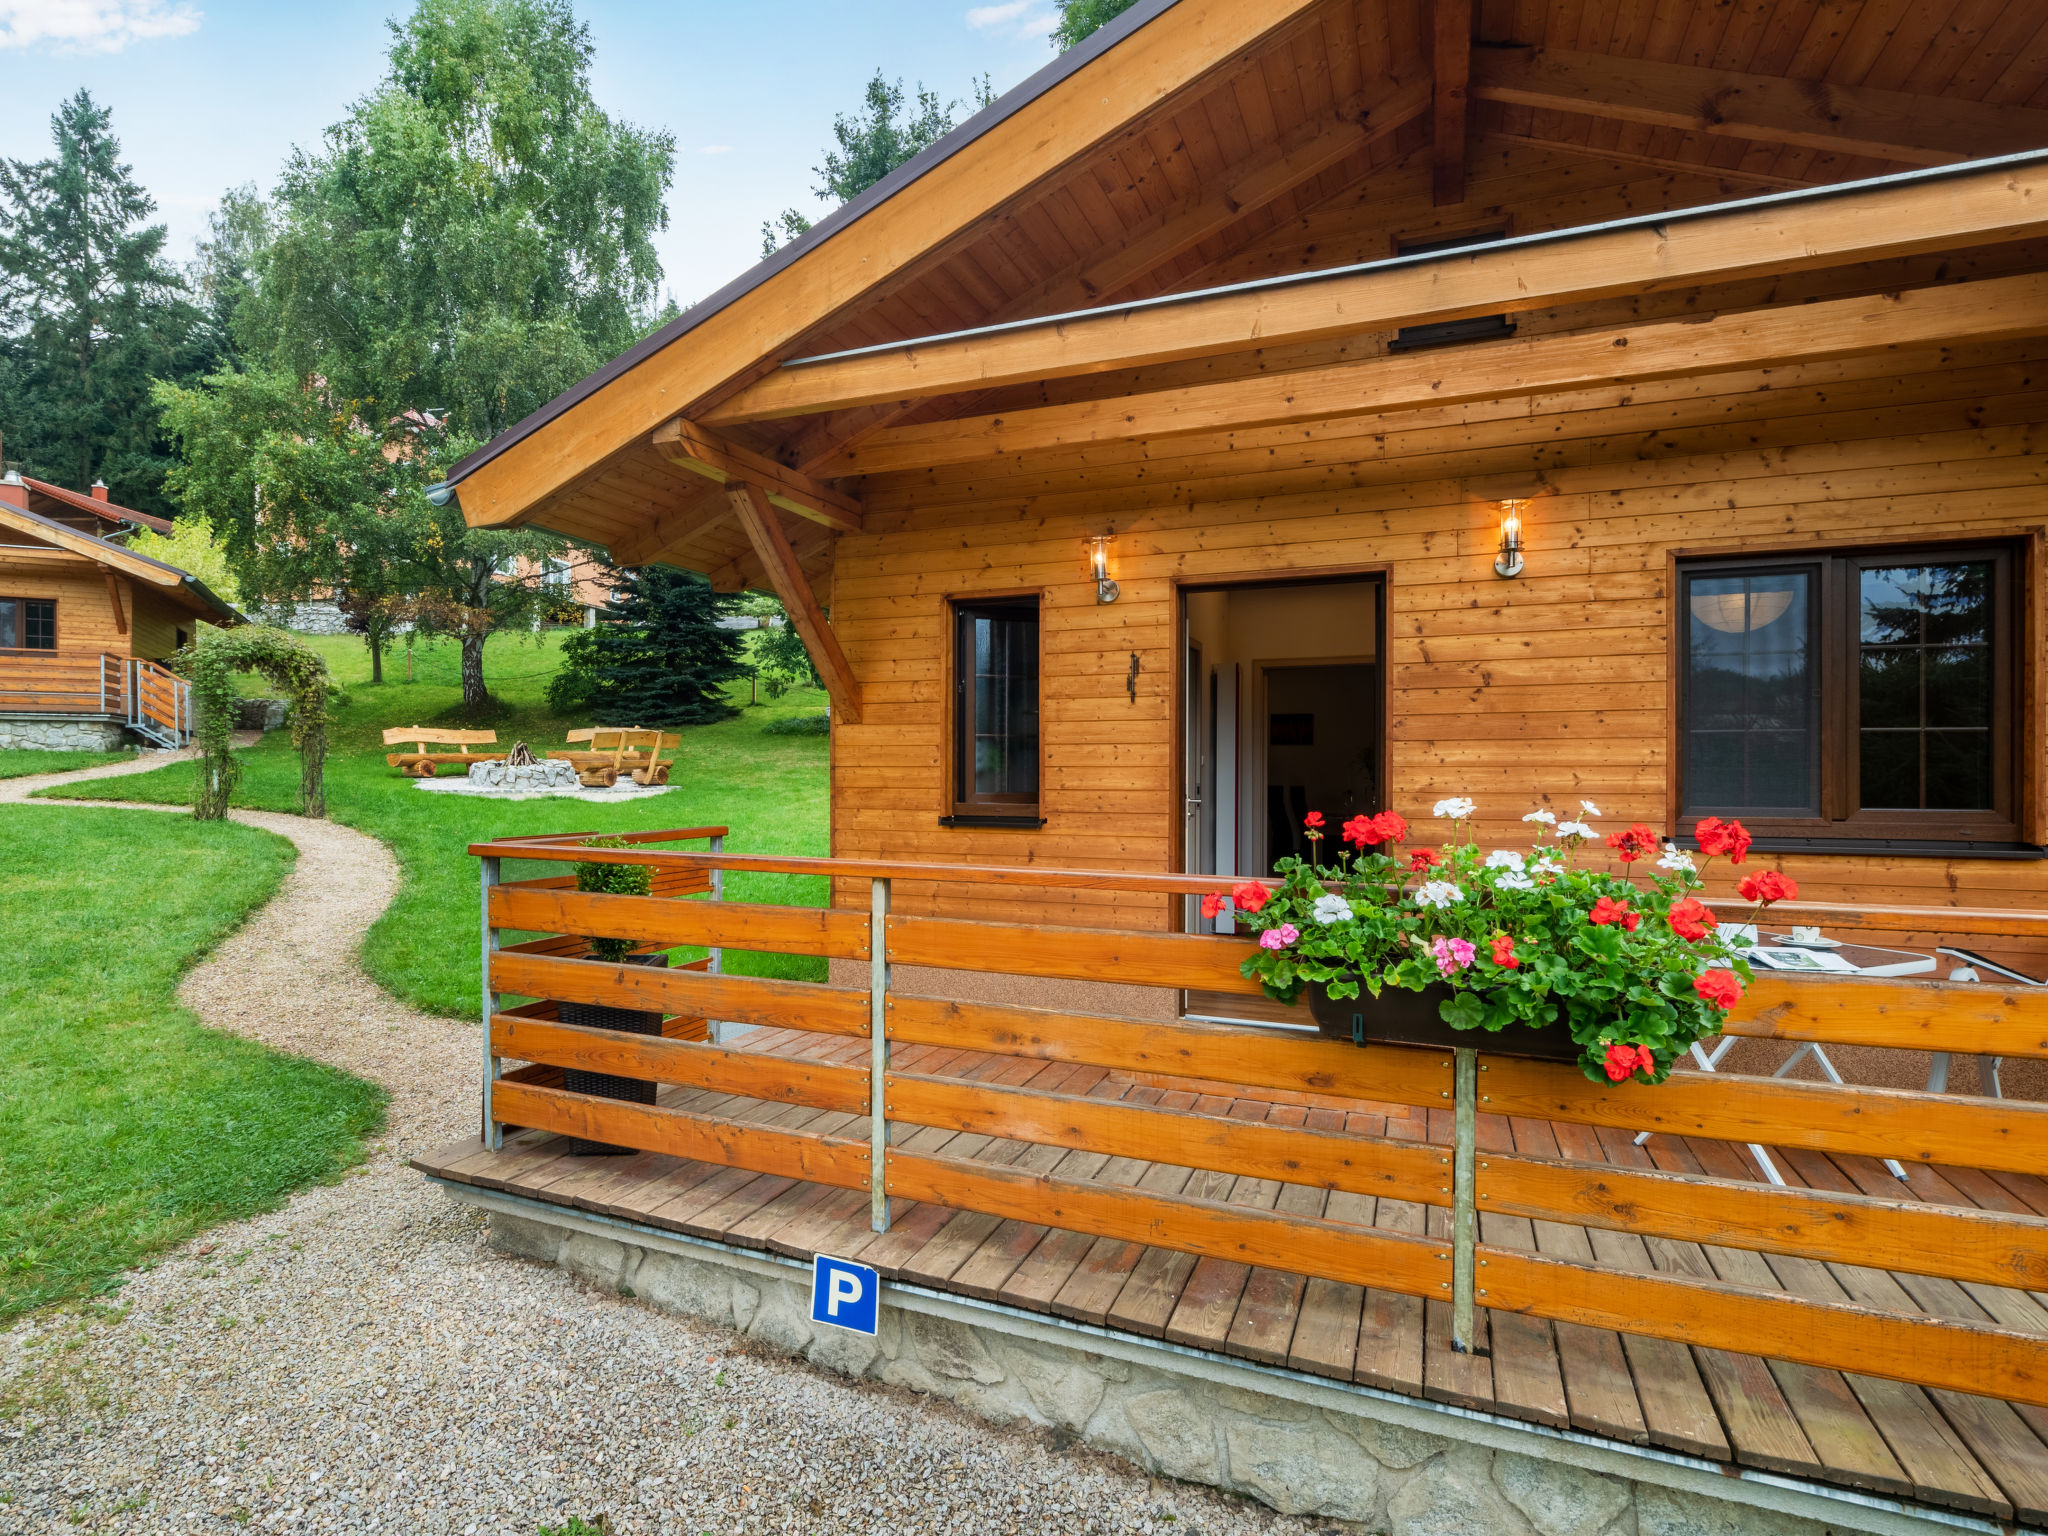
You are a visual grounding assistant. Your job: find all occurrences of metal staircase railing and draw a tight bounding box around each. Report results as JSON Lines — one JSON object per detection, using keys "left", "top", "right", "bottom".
{"left": 125, "top": 658, "right": 190, "bottom": 747}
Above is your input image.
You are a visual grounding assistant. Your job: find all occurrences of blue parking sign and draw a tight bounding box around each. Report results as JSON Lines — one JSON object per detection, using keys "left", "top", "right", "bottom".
{"left": 810, "top": 1253, "right": 880, "bottom": 1335}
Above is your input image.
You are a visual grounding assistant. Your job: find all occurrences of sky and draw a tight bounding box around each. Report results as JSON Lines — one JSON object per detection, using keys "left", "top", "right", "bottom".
{"left": 0, "top": 0, "right": 1074, "bottom": 306}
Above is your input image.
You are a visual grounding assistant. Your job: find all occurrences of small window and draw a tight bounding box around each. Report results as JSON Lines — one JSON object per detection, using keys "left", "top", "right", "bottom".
{"left": 0, "top": 598, "right": 55, "bottom": 650}
{"left": 1678, "top": 546, "right": 2018, "bottom": 843}
{"left": 952, "top": 599, "right": 1040, "bottom": 819}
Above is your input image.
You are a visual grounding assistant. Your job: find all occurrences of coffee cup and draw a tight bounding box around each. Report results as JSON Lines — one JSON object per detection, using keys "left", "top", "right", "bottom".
{"left": 1790, "top": 926, "right": 1825, "bottom": 945}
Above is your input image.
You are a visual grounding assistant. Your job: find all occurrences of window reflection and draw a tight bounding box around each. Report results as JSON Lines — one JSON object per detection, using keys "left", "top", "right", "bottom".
{"left": 966, "top": 609, "right": 1038, "bottom": 799}
{"left": 1859, "top": 562, "right": 1993, "bottom": 810}
{"left": 1685, "top": 572, "right": 1817, "bottom": 813}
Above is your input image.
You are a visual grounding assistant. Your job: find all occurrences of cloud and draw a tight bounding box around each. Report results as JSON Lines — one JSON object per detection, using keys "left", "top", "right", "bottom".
{"left": 0, "top": 0, "right": 202, "bottom": 52}
{"left": 700, "top": 145, "right": 732, "bottom": 155}
{"left": 966, "top": 0, "right": 1054, "bottom": 39}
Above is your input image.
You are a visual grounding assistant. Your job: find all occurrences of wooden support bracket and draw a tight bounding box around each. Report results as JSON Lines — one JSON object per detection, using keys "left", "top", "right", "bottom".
{"left": 103, "top": 571, "right": 128, "bottom": 635}
{"left": 726, "top": 481, "right": 863, "bottom": 724}
{"left": 654, "top": 416, "right": 861, "bottom": 532}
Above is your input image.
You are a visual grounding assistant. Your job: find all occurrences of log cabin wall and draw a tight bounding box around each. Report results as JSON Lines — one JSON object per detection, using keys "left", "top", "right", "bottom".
{"left": 828, "top": 258, "right": 2048, "bottom": 963}
{"left": 0, "top": 561, "right": 137, "bottom": 657}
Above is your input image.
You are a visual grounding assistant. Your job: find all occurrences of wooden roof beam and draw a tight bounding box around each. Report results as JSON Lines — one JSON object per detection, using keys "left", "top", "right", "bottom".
{"left": 652, "top": 416, "right": 861, "bottom": 532}
{"left": 1432, "top": 0, "right": 1471, "bottom": 207}
{"left": 1470, "top": 48, "right": 2048, "bottom": 168}
{"left": 689, "top": 157, "right": 2048, "bottom": 425}
{"left": 726, "top": 482, "right": 861, "bottom": 724}
{"left": 827, "top": 269, "right": 2048, "bottom": 475}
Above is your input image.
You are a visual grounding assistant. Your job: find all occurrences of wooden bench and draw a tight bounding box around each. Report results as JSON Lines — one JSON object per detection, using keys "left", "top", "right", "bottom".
{"left": 548, "top": 727, "right": 680, "bottom": 787}
{"left": 383, "top": 727, "right": 502, "bottom": 777}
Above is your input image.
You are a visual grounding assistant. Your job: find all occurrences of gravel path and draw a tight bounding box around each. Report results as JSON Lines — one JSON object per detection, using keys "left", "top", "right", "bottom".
{"left": 0, "top": 764, "right": 1311, "bottom": 1535}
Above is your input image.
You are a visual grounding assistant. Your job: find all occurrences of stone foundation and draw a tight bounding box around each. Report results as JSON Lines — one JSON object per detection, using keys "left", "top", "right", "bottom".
{"left": 446, "top": 1185, "right": 1969, "bottom": 1536}
{"left": 0, "top": 713, "right": 133, "bottom": 751}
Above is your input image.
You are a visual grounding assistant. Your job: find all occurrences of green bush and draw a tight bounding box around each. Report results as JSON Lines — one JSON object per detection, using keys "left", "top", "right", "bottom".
{"left": 762, "top": 713, "right": 830, "bottom": 737}
{"left": 574, "top": 835, "right": 653, "bottom": 962}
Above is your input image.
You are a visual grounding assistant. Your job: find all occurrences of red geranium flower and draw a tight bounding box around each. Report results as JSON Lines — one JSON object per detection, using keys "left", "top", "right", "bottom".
{"left": 1605, "top": 823, "right": 1659, "bottom": 863}
{"left": 1200, "top": 892, "right": 1227, "bottom": 920}
{"left": 1304, "top": 811, "right": 1325, "bottom": 831}
{"left": 1588, "top": 895, "right": 1640, "bottom": 932}
{"left": 1232, "top": 881, "right": 1271, "bottom": 914}
{"left": 1694, "top": 969, "right": 1743, "bottom": 1010}
{"left": 1371, "top": 811, "right": 1409, "bottom": 845}
{"left": 1695, "top": 816, "right": 1754, "bottom": 865}
{"left": 1490, "top": 933, "right": 1520, "bottom": 970}
{"left": 1666, "top": 897, "right": 1714, "bottom": 942}
{"left": 1602, "top": 1042, "right": 1656, "bottom": 1082}
{"left": 1408, "top": 848, "right": 1441, "bottom": 873}
{"left": 1737, "top": 870, "right": 1798, "bottom": 906}
{"left": 1341, "top": 814, "right": 1375, "bottom": 849}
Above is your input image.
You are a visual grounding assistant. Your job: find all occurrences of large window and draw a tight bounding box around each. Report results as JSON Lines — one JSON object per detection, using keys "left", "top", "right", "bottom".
{"left": 951, "top": 599, "right": 1040, "bottom": 821}
{"left": 0, "top": 598, "right": 55, "bottom": 650}
{"left": 1678, "top": 547, "right": 2018, "bottom": 843}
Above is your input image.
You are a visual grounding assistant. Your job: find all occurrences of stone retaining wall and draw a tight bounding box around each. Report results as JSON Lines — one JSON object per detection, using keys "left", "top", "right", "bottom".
{"left": 465, "top": 1197, "right": 1945, "bottom": 1536}
{"left": 0, "top": 713, "right": 132, "bottom": 751}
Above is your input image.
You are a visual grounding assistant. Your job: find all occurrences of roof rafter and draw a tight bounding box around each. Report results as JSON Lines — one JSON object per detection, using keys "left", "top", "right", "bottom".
{"left": 1432, "top": 0, "right": 1472, "bottom": 206}
{"left": 651, "top": 416, "right": 862, "bottom": 532}
{"left": 700, "top": 155, "right": 2048, "bottom": 426}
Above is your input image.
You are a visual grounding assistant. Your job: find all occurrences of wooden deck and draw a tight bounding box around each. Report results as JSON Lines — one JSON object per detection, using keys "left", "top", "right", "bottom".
{"left": 420, "top": 1021, "right": 2048, "bottom": 1526}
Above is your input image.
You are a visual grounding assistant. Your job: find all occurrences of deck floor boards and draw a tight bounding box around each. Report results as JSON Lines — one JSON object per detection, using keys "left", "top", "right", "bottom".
{"left": 418, "top": 1027, "right": 2048, "bottom": 1520}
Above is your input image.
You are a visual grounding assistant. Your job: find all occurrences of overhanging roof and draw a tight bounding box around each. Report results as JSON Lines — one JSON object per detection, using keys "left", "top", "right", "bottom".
{"left": 0, "top": 502, "right": 243, "bottom": 624}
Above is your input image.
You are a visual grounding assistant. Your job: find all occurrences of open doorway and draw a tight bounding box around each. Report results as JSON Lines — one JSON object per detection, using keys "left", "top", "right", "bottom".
{"left": 1180, "top": 575, "right": 1384, "bottom": 1025}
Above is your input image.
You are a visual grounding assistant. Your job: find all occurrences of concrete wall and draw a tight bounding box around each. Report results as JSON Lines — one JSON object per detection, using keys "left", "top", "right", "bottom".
{"left": 468, "top": 1197, "right": 1947, "bottom": 1536}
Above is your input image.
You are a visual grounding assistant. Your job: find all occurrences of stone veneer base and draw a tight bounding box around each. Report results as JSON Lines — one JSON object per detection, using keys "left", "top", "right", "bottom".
{"left": 0, "top": 713, "right": 134, "bottom": 751}
{"left": 433, "top": 1178, "right": 2008, "bottom": 1536}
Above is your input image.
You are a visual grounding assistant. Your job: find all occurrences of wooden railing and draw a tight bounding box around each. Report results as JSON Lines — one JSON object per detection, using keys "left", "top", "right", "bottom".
{"left": 0, "top": 650, "right": 122, "bottom": 713}
{"left": 126, "top": 657, "right": 188, "bottom": 744}
{"left": 471, "top": 829, "right": 2048, "bottom": 1412}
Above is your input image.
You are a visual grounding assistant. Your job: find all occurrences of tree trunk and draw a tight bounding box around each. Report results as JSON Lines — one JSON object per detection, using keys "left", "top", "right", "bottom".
{"left": 460, "top": 631, "right": 488, "bottom": 708}
{"left": 368, "top": 631, "right": 384, "bottom": 684}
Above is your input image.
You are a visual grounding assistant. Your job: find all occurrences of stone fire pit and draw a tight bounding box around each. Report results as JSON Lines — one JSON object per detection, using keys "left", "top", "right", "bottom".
{"left": 468, "top": 757, "right": 580, "bottom": 791}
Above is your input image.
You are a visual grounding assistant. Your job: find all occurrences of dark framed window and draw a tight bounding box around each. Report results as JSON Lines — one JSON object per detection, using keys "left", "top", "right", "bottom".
{"left": 951, "top": 598, "right": 1040, "bottom": 820}
{"left": 0, "top": 598, "right": 56, "bottom": 650}
{"left": 1678, "top": 545, "right": 2019, "bottom": 843}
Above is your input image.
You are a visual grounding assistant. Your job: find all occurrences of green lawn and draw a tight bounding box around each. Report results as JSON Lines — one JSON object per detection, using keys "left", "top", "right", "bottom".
{"left": 0, "top": 748, "right": 133, "bottom": 780}
{"left": 42, "top": 630, "right": 834, "bottom": 1017}
{"left": 0, "top": 807, "right": 385, "bottom": 1324}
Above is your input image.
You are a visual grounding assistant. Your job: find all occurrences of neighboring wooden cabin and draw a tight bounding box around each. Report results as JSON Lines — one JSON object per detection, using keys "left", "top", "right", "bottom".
{"left": 438, "top": 0, "right": 2048, "bottom": 970}
{"left": 0, "top": 477, "right": 241, "bottom": 748}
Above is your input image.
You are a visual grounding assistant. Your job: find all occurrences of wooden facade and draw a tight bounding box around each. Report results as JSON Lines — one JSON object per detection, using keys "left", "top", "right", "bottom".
{"left": 441, "top": 0, "right": 2048, "bottom": 957}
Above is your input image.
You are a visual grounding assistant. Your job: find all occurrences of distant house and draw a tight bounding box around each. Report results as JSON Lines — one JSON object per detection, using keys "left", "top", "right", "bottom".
{"left": 0, "top": 471, "right": 241, "bottom": 750}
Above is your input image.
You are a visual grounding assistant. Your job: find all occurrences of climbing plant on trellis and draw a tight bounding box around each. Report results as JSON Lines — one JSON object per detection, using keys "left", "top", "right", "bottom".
{"left": 182, "top": 627, "right": 333, "bottom": 820}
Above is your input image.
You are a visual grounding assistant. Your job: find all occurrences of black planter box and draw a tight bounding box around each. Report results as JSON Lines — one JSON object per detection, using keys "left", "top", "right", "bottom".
{"left": 1306, "top": 977, "right": 1582, "bottom": 1063}
{"left": 559, "top": 950, "right": 669, "bottom": 1155}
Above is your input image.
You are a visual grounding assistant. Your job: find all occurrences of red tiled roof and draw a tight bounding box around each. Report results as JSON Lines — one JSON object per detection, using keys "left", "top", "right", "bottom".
{"left": 22, "top": 476, "right": 174, "bottom": 534}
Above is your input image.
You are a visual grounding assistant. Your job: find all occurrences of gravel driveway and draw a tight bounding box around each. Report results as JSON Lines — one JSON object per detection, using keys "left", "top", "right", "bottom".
{"left": 0, "top": 763, "right": 1313, "bottom": 1535}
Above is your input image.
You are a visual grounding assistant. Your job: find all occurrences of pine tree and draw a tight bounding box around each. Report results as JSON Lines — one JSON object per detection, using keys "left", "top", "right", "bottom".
{"left": 546, "top": 564, "right": 747, "bottom": 725}
{"left": 0, "top": 90, "right": 203, "bottom": 514}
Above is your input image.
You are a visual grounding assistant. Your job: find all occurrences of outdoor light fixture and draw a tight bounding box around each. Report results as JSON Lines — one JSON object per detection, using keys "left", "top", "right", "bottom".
{"left": 1090, "top": 533, "right": 1120, "bottom": 604}
{"left": 1494, "top": 500, "right": 1526, "bottom": 579}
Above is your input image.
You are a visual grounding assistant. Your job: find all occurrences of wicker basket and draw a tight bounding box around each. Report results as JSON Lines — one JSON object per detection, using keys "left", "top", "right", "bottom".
{"left": 560, "top": 951, "right": 669, "bottom": 1154}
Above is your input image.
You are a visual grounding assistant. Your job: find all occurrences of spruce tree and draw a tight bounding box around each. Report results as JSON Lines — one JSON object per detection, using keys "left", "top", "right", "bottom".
{"left": 546, "top": 564, "right": 747, "bottom": 725}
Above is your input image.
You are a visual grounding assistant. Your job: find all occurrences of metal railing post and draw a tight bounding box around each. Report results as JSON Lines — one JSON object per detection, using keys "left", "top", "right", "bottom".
{"left": 1450, "top": 1046, "right": 1479, "bottom": 1353}
{"left": 481, "top": 856, "right": 504, "bottom": 1151}
{"left": 870, "top": 876, "right": 891, "bottom": 1233}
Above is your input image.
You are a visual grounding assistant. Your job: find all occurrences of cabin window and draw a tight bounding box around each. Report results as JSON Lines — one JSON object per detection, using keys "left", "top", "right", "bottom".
{"left": 0, "top": 598, "right": 56, "bottom": 650}
{"left": 950, "top": 598, "right": 1040, "bottom": 821}
{"left": 1678, "top": 546, "right": 2019, "bottom": 844}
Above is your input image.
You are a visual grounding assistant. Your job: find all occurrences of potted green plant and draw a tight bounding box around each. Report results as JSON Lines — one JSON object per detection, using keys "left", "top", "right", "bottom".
{"left": 559, "top": 835, "right": 669, "bottom": 1153}
{"left": 1223, "top": 801, "right": 1789, "bottom": 1084}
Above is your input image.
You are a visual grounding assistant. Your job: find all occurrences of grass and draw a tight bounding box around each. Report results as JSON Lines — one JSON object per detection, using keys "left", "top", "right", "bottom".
{"left": 0, "top": 807, "right": 386, "bottom": 1324}
{"left": 0, "top": 748, "right": 133, "bottom": 780}
{"left": 42, "top": 630, "right": 834, "bottom": 1018}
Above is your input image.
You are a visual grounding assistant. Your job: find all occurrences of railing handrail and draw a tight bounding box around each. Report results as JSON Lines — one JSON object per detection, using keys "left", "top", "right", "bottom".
{"left": 475, "top": 829, "right": 2048, "bottom": 930}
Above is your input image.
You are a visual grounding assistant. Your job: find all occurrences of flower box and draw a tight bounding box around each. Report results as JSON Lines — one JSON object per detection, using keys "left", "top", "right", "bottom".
{"left": 1306, "top": 978, "right": 1583, "bottom": 1062}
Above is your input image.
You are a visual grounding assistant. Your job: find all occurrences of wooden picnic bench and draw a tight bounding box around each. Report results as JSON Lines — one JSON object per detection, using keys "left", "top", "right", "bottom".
{"left": 383, "top": 727, "right": 503, "bottom": 777}
{"left": 548, "top": 727, "right": 679, "bottom": 787}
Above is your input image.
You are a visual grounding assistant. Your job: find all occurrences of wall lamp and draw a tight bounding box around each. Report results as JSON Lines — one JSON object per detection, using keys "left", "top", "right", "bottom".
{"left": 1090, "top": 533, "right": 1120, "bottom": 604}
{"left": 1493, "top": 500, "right": 1527, "bottom": 579}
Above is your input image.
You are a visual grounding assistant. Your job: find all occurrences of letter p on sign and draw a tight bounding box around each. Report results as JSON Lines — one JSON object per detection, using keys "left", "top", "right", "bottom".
{"left": 810, "top": 1254, "right": 879, "bottom": 1336}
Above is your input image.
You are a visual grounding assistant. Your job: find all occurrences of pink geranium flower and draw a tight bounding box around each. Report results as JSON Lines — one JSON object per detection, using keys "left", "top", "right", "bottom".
{"left": 1259, "top": 923, "right": 1300, "bottom": 950}
{"left": 1430, "top": 935, "right": 1476, "bottom": 976}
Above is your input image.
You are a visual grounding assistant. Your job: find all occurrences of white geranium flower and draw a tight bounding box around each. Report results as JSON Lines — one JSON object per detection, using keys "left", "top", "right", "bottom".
{"left": 1521, "top": 809, "right": 1556, "bottom": 826}
{"left": 1656, "top": 842, "right": 1697, "bottom": 874}
{"left": 1412, "top": 880, "right": 1465, "bottom": 909}
{"left": 1433, "top": 796, "right": 1476, "bottom": 820}
{"left": 1555, "top": 820, "right": 1596, "bottom": 840}
{"left": 1484, "top": 849, "right": 1526, "bottom": 871}
{"left": 1492, "top": 870, "right": 1536, "bottom": 892}
{"left": 1580, "top": 799, "right": 1602, "bottom": 817}
{"left": 1530, "top": 855, "right": 1565, "bottom": 878}
{"left": 1311, "top": 893, "right": 1354, "bottom": 925}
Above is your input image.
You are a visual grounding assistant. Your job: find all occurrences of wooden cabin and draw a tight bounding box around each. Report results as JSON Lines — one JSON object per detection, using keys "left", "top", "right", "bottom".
{"left": 0, "top": 478, "right": 240, "bottom": 748}
{"left": 440, "top": 0, "right": 2048, "bottom": 991}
